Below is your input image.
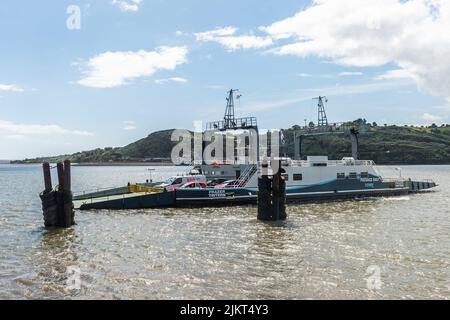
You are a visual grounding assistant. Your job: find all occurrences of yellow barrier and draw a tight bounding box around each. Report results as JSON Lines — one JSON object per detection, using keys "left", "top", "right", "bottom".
{"left": 128, "top": 184, "right": 164, "bottom": 194}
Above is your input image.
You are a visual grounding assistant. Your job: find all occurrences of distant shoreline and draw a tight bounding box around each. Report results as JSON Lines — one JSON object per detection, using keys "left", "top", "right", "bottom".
{"left": 7, "top": 161, "right": 178, "bottom": 167}
{"left": 73, "top": 162, "right": 177, "bottom": 167}
{"left": 6, "top": 161, "right": 450, "bottom": 166}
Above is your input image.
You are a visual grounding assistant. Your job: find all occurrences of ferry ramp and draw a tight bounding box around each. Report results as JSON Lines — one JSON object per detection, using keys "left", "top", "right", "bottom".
{"left": 75, "top": 190, "right": 176, "bottom": 210}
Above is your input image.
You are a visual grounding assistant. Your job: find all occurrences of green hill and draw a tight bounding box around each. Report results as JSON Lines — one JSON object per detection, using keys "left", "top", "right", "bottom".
{"left": 283, "top": 123, "right": 450, "bottom": 164}
{"left": 12, "top": 123, "right": 450, "bottom": 165}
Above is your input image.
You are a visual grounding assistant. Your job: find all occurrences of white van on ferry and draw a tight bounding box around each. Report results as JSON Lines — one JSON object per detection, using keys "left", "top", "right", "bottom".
{"left": 156, "top": 175, "right": 207, "bottom": 191}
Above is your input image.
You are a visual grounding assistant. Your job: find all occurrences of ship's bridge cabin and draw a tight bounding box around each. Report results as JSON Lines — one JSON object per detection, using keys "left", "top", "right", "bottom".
{"left": 286, "top": 156, "right": 375, "bottom": 167}
{"left": 253, "top": 156, "right": 382, "bottom": 187}
{"left": 304, "top": 156, "right": 329, "bottom": 167}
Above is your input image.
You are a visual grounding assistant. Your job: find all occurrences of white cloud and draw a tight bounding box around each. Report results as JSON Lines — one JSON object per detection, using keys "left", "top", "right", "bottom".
{"left": 77, "top": 46, "right": 188, "bottom": 88}
{"left": 247, "top": 80, "right": 408, "bottom": 112}
{"left": 338, "top": 72, "right": 363, "bottom": 77}
{"left": 0, "top": 120, "right": 94, "bottom": 136}
{"left": 196, "top": 26, "right": 238, "bottom": 38}
{"left": 261, "top": 0, "right": 450, "bottom": 100}
{"left": 421, "top": 113, "right": 445, "bottom": 123}
{"left": 375, "top": 69, "right": 414, "bottom": 80}
{"left": 297, "top": 72, "right": 363, "bottom": 78}
{"left": 154, "top": 77, "right": 188, "bottom": 85}
{"left": 123, "top": 121, "right": 137, "bottom": 130}
{"left": 195, "top": 26, "right": 273, "bottom": 51}
{"left": 112, "top": 0, "right": 142, "bottom": 12}
{"left": 0, "top": 84, "right": 24, "bottom": 92}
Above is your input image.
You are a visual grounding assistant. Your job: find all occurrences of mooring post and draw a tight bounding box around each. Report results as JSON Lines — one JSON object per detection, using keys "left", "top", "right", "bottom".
{"left": 257, "top": 175, "right": 272, "bottom": 220}
{"left": 272, "top": 161, "right": 281, "bottom": 221}
{"left": 272, "top": 159, "right": 287, "bottom": 221}
{"left": 43, "top": 162, "right": 52, "bottom": 193}
{"left": 278, "top": 177, "right": 287, "bottom": 220}
{"left": 40, "top": 163, "right": 58, "bottom": 227}
{"left": 63, "top": 160, "right": 74, "bottom": 227}
{"left": 40, "top": 161, "right": 74, "bottom": 228}
{"left": 257, "top": 159, "right": 287, "bottom": 221}
{"left": 257, "top": 158, "right": 270, "bottom": 220}
{"left": 55, "top": 162, "right": 65, "bottom": 226}
{"left": 63, "top": 160, "right": 71, "bottom": 191}
{"left": 56, "top": 162, "right": 65, "bottom": 190}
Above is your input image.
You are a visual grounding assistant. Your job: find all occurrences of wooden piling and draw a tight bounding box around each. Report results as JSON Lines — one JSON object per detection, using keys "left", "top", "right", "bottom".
{"left": 63, "top": 160, "right": 71, "bottom": 191}
{"left": 57, "top": 162, "right": 64, "bottom": 190}
{"left": 257, "top": 159, "right": 287, "bottom": 221}
{"left": 257, "top": 175, "right": 272, "bottom": 221}
{"left": 272, "top": 168, "right": 281, "bottom": 221}
{"left": 42, "top": 162, "right": 52, "bottom": 193}
{"left": 63, "top": 160, "right": 74, "bottom": 227}
{"left": 278, "top": 178, "right": 287, "bottom": 220}
{"left": 40, "top": 160, "right": 74, "bottom": 228}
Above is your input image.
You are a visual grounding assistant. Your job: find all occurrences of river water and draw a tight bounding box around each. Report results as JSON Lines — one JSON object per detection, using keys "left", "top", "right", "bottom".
{"left": 0, "top": 164, "right": 448, "bottom": 299}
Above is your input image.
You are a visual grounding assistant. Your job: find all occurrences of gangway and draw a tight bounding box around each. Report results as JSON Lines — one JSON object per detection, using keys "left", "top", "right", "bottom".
{"left": 293, "top": 97, "right": 366, "bottom": 160}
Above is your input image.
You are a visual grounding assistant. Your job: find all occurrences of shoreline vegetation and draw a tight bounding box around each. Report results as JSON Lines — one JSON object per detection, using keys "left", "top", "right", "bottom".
{"left": 10, "top": 120, "right": 450, "bottom": 166}
{"left": 73, "top": 162, "right": 176, "bottom": 167}
{"left": 6, "top": 162, "right": 450, "bottom": 167}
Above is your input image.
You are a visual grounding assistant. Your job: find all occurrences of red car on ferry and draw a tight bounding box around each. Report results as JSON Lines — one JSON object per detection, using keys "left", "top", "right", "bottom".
{"left": 179, "top": 181, "right": 208, "bottom": 189}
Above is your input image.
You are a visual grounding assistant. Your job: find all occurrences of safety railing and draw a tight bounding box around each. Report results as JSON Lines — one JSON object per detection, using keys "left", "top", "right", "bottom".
{"left": 206, "top": 117, "right": 258, "bottom": 131}
{"left": 287, "top": 159, "right": 375, "bottom": 167}
{"left": 236, "top": 164, "right": 257, "bottom": 187}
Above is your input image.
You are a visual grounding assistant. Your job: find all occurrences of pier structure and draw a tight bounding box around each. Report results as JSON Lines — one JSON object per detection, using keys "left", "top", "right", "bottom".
{"left": 257, "top": 159, "right": 287, "bottom": 221}
{"left": 293, "top": 97, "right": 365, "bottom": 160}
{"left": 40, "top": 160, "right": 75, "bottom": 228}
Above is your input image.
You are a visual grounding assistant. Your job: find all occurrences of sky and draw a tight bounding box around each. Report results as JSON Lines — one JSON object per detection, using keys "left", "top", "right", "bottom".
{"left": 1, "top": 0, "right": 449, "bottom": 159}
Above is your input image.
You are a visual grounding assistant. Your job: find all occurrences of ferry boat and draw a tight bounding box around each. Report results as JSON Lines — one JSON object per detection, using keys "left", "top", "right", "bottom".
{"left": 73, "top": 156, "right": 437, "bottom": 210}
{"left": 73, "top": 91, "right": 437, "bottom": 210}
{"left": 173, "top": 156, "right": 435, "bottom": 205}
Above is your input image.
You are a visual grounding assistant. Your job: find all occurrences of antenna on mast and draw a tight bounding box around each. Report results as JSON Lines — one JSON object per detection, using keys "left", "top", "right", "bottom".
{"left": 224, "top": 89, "right": 239, "bottom": 129}
{"left": 206, "top": 89, "right": 257, "bottom": 132}
{"left": 314, "top": 96, "right": 328, "bottom": 127}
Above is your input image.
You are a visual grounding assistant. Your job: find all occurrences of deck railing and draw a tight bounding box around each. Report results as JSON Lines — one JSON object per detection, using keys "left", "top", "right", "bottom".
{"left": 287, "top": 159, "right": 375, "bottom": 167}
{"left": 206, "top": 117, "right": 258, "bottom": 131}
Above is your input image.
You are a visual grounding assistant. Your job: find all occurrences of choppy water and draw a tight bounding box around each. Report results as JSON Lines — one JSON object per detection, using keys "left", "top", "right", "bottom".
{"left": 0, "top": 164, "right": 449, "bottom": 300}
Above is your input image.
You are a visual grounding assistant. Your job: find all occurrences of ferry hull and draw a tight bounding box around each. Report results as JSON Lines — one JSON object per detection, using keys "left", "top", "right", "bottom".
{"left": 78, "top": 191, "right": 176, "bottom": 210}
{"left": 76, "top": 178, "right": 435, "bottom": 210}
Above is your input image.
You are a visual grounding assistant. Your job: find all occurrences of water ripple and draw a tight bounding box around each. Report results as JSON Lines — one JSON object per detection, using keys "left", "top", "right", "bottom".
{"left": 0, "top": 164, "right": 449, "bottom": 299}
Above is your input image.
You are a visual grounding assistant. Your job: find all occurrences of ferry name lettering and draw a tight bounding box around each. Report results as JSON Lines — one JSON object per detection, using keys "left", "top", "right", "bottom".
{"left": 360, "top": 177, "right": 380, "bottom": 183}
{"left": 209, "top": 190, "right": 226, "bottom": 198}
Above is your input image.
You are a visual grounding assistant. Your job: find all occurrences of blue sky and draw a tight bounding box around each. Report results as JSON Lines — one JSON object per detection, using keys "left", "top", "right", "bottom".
{"left": 1, "top": 0, "right": 449, "bottom": 159}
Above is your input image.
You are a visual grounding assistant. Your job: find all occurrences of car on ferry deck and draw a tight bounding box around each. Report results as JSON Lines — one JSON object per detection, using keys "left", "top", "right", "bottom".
{"left": 179, "top": 182, "right": 208, "bottom": 189}
{"left": 214, "top": 180, "right": 240, "bottom": 189}
{"left": 156, "top": 175, "right": 207, "bottom": 191}
{"left": 206, "top": 178, "right": 228, "bottom": 187}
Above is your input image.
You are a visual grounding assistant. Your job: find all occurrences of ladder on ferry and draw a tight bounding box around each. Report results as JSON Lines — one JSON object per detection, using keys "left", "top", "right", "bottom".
{"left": 236, "top": 164, "right": 257, "bottom": 188}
